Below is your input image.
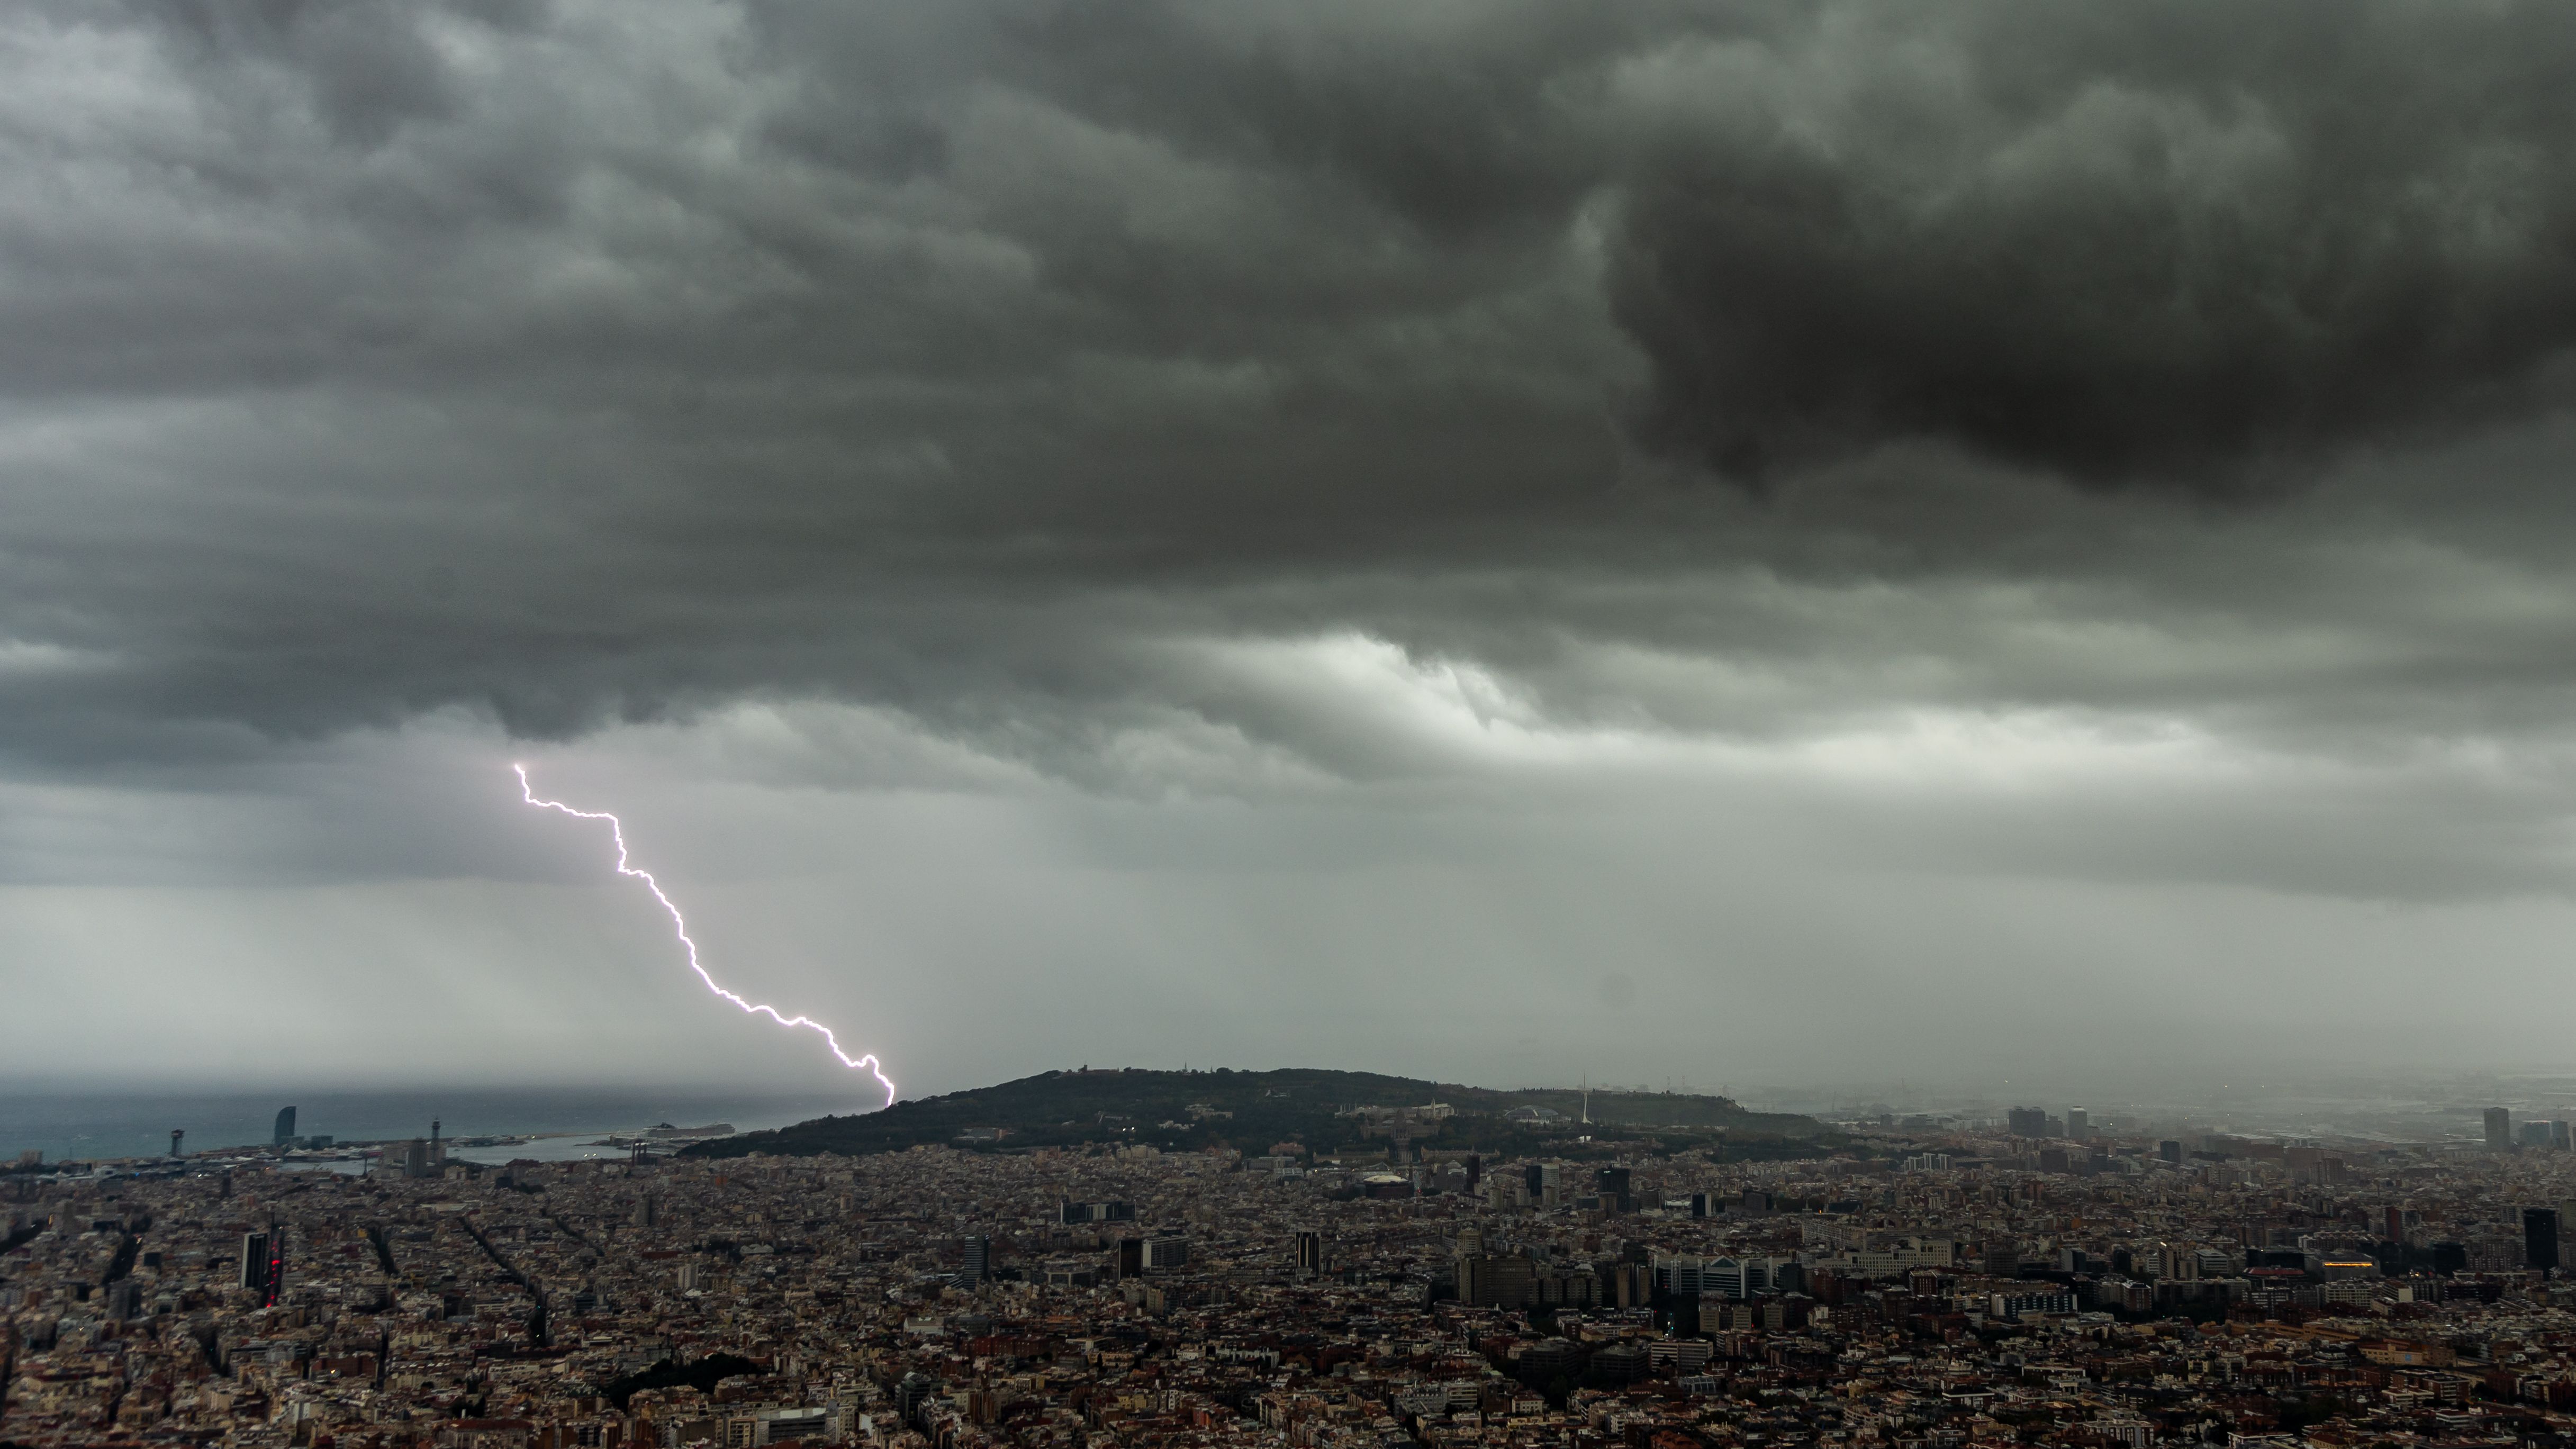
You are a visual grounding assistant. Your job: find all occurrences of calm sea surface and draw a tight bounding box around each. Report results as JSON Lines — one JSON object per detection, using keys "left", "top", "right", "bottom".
{"left": 0, "top": 1088, "right": 872, "bottom": 1166}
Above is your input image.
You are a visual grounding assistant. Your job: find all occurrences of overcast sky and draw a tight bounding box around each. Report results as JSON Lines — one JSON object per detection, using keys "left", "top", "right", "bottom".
{"left": 10, "top": 0, "right": 2576, "bottom": 1104}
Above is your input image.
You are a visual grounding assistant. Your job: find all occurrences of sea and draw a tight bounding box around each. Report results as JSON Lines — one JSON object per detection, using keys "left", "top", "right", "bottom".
{"left": 0, "top": 1088, "right": 871, "bottom": 1169}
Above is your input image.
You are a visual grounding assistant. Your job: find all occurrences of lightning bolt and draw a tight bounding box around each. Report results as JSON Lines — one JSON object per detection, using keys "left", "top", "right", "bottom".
{"left": 514, "top": 764, "right": 897, "bottom": 1108}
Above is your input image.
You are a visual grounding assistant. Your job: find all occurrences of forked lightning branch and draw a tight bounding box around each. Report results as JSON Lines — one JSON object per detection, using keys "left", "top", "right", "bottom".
{"left": 514, "top": 765, "right": 897, "bottom": 1108}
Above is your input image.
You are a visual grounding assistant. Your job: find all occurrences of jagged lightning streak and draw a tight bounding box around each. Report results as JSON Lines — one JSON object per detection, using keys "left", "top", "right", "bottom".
{"left": 514, "top": 765, "right": 897, "bottom": 1108}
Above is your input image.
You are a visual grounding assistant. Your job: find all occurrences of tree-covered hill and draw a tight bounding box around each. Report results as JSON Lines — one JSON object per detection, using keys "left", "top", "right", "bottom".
{"left": 677, "top": 1067, "right": 1818, "bottom": 1160}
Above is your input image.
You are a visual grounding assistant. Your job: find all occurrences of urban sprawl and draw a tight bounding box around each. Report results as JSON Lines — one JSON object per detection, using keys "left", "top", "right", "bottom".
{"left": 9, "top": 1100, "right": 2576, "bottom": 1449}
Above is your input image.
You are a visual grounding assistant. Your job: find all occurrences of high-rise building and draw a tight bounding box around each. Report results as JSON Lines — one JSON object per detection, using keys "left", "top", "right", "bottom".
{"left": 1293, "top": 1229, "right": 1324, "bottom": 1278}
{"left": 1110, "top": 1237, "right": 1143, "bottom": 1280}
{"left": 239, "top": 1229, "right": 283, "bottom": 1305}
{"left": 961, "top": 1235, "right": 990, "bottom": 1285}
{"left": 2158, "top": 1140, "right": 2182, "bottom": 1164}
{"left": 2527, "top": 1209, "right": 2560, "bottom": 1273}
{"left": 2557, "top": 1120, "right": 2574, "bottom": 1151}
{"left": 1589, "top": 1165, "right": 1634, "bottom": 1213}
{"left": 1458, "top": 1249, "right": 1535, "bottom": 1307}
{"left": 2007, "top": 1107, "right": 2049, "bottom": 1137}
{"left": 894, "top": 1373, "right": 934, "bottom": 1429}
{"left": 169, "top": 1129, "right": 185, "bottom": 1159}
{"left": 2521, "top": 1121, "right": 2555, "bottom": 1150}
{"left": 2066, "top": 1107, "right": 2090, "bottom": 1140}
{"left": 1142, "top": 1237, "right": 1188, "bottom": 1271}
{"left": 1464, "top": 1154, "right": 1481, "bottom": 1194}
{"left": 2486, "top": 1107, "right": 2513, "bottom": 1148}
{"left": 273, "top": 1107, "right": 297, "bottom": 1147}
{"left": 1609, "top": 1262, "right": 1651, "bottom": 1308}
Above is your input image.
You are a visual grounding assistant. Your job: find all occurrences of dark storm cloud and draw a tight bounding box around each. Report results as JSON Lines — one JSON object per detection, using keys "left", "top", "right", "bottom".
{"left": 7, "top": 0, "right": 2576, "bottom": 781}
{"left": 1610, "top": 2, "right": 2576, "bottom": 488}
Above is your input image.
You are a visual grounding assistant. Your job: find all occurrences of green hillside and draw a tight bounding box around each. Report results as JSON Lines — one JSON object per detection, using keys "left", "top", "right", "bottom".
{"left": 677, "top": 1067, "right": 1819, "bottom": 1160}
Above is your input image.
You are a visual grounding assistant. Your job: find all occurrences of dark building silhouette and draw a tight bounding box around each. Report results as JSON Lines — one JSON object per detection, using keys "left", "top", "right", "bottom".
{"left": 239, "top": 1229, "right": 284, "bottom": 1305}
{"left": 2487, "top": 1107, "right": 2513, "bottom": 1149}
{"left": 961, "top": 1235, "right": 989, "bottom": 1285}
{"left": 1294, "top": 1229, "right": 1324, "bottom": 1278}
{"left": 895, "top": 1373, "right": 934, "bottom": 1429}
{"left": 169, "top": 1129, "right": 184, "bottom": 1159}
{"left": 273, "top": 1107, "right": 297, "bottom": 1147}
{"left": 2527, "top": 1208, "right": 2560, "bottom": 1273}
{"left": 1111, "top": 1237, "right": 1143, "bottom": 1280}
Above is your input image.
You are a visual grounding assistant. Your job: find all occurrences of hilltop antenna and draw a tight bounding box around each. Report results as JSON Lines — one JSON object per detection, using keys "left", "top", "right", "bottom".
{"left": 1581, "top": 1075, "right": 1591, "bottom": 1126}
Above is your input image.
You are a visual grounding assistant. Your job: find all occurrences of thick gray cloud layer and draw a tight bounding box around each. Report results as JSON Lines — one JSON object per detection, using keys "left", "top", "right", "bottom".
{"left": 5, "top": 0, "right": 2576, "bottom": 787}
{"left": 17, "top": 0, "right": 2576, "bottom": 1107}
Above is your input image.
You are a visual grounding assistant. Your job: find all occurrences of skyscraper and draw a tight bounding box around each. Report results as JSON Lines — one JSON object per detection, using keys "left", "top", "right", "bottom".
{"left": 1293, "top": 1229, "right": 1324, "bottom": 1278}
{"left": 2007, "top": 1107, "right": 2049, "bottom": 1137}
{"left": 239, "top": 1229, "right": 283, "bottom": 1305}
{"left": 2066, "top": 1107, "right": 2089, "bottom": 1140}
{"left": 961, "top": 1235, "right": 990, "bottom": 1285}
{"left": 273, "top": 1107, "right": 297, "bottom": 1147}
{"left": 2527, "top": 1208, "right": 2560, "bottom": 1273}
{"left": 2486, "top": 1107, "right": 2513, "bottom": 1148}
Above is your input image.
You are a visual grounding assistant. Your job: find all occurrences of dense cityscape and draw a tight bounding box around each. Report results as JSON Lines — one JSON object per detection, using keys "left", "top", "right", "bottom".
{"left": 11, "top": 1088, "right": 2576, "bottom": 1449}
